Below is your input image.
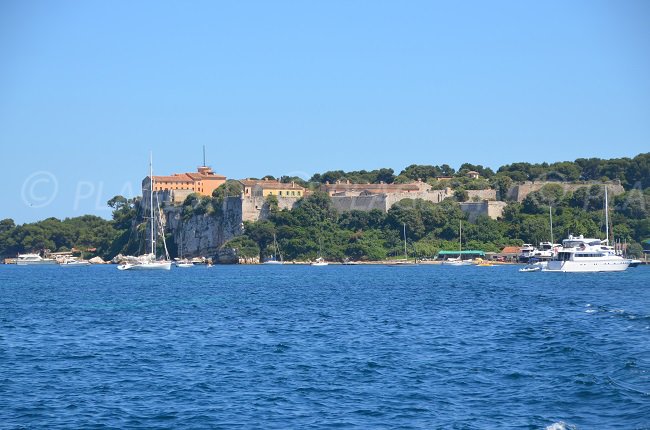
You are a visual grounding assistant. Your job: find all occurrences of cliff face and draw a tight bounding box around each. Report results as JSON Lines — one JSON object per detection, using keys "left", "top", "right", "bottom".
{"left": 162, "top": 196, "right": 244, "bottom": 259}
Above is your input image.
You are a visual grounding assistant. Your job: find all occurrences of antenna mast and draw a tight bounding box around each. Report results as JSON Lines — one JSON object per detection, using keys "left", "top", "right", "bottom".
{"left": 604, "top": 186, "right": 609, "bottom": 245}
{"left": 203, "top": 145, "right": 206, "bottom": 166}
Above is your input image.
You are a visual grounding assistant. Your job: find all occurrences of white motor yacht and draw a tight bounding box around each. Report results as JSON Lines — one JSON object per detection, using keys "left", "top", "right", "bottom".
{"left": 16, "top": 253, "right": 57, "bottom": 265}
{"left": 543, "top": 235, "right": 630, "bottom": 272}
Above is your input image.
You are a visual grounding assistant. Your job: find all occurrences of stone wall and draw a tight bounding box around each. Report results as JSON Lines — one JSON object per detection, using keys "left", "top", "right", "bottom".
{"left": 330, "top": 189, "right": 451, "bottom": 213}
{"left": 467, "top": 189, "right": 496, "bottom": 201}
{"left": 507, "top": 181, "right": 625, "bottom": 202}
{"left": 162, "top": 196, "right": 244, "bottom": 259}
{"left": 331, "top": 194, "right": 389, "bottom": 212}
{"left": 241, "top": 196, "right": 299, "bottom": 222}
{"left": 459, "top": 201, "right": 508, "bottom": 221}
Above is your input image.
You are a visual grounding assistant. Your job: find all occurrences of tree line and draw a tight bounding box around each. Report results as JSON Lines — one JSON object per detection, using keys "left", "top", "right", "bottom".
{"left": 1, "top": 153, "right": 648, "bottom": 260}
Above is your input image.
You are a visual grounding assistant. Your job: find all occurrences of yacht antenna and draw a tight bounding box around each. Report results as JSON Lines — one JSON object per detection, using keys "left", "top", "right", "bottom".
{"left": 203, "top": 145, "right": 206, "bottom": 166}
{"left": 604, "top": 186, "right": 609, "bottom": 245}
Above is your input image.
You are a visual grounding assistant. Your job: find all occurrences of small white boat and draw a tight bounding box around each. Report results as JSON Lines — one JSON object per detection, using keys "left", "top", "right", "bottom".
{"left": 311, "top": 257, "right": 329, "bottom": 266}
{"left": 60, "top": 258, "right": 91, "bottom": 267}
{"left": 311, "top": 237, "right": 329, "bottom": 266}
{"left": 442, "top": 258, "right": 472, "bottom": 266}
{"left": 519, "top": 265, "right": 541, "bottom": 272}
{"left": 16, "top": 253, "right": 57, "bottom": 265}
{"left": 175, "top": 261, "right": 194, "bottom": 268}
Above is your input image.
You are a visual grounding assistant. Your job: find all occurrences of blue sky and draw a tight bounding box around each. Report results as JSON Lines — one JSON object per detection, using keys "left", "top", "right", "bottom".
{"left": 1, "top": 0, "right": 649, "bottom": 223}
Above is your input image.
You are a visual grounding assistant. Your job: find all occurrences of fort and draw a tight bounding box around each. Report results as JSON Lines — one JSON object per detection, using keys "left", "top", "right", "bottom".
{"left": 506, "top": 180, "right": 625, "bottom": 202}
{"left": 141, "top": 165, "right": 629, "bottom": 258}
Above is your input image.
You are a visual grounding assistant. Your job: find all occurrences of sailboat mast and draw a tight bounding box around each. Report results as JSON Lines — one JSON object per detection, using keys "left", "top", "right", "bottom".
{"left": 149, "top": 152, "right": 155, "bottom": 256}
{"left": 459, "top": 220, "right": 462, "bottom": 253}
{"left": 604, "top": 186, "right": 609, "bottom": 245}
{"left": 549, "top": 206, "right": 554, "bottom": 244}
{"left": 403, "top": 223, "right": 407, "bottom": 259}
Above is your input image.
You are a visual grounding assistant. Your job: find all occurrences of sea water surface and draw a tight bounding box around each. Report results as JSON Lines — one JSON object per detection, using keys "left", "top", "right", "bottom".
{"left": 1, "top": 264, "right": 649, "bottom": 429}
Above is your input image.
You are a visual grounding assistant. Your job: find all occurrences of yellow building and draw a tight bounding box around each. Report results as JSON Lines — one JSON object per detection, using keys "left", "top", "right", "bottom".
{"left": 144, "top": 166, "right": 227, "bottom": 197}
{"left": 239, "top": 178, "right": 305, "bottom": 198}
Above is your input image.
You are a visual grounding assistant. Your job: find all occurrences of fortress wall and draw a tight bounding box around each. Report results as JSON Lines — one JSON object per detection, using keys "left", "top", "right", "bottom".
{"left": 508, "top": 181, "right": 625, "bottom": 202}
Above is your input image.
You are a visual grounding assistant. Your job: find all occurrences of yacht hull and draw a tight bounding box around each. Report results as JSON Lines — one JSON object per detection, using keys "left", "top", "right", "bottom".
{"left": 16, "top": 260, "right": 57, "bottom": 265}
{"left": 543, "top": 260, "right": 630, "bottom": 272}
{"left": 118, "top": 262, "right": 172, "bottom": 271}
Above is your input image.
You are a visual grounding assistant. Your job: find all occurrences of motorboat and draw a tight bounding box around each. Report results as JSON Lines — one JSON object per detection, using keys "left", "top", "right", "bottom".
{"left": 16, "top": 253, "right": 57, "bottom": 265}
{"left": 542, "top": 235, "right": 631, "bottom": 272}
{"left": 531, "top": 241, "right": 561, "bottom": 259}
{"left": 518, "top": 244, "right": 537, "bottom": 262}
{"left": 543, "top": 188, "right": 630, "bottom": 273}
{"left": 442, "top": 257, "right": 472, "bottom": 266}
{"left": 175, "top": 259, "right": 194, "bottom": 268}
{"left": 60, "top": 258, "right": 91, "bottom": 267}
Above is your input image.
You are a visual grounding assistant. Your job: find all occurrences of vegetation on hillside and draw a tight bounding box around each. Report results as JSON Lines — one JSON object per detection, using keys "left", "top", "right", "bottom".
{"left": 1, "top": 153, "right": 648, "bottom": 261}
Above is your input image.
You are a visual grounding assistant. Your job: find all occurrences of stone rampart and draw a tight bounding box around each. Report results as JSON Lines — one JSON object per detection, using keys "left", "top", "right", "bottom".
{"left": 508, "top": 181, "right": 624, "bottom": 202}
{"left": 459, "top": 201, "right": 508, "bottom": 221}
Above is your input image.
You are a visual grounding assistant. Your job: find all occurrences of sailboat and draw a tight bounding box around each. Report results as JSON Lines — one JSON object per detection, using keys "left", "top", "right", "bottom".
{"left": 311, "top": 237, "right": 329, "bottom": 266}
{"left": 118, "top": 153, "right": 172, "bottom": 271}
{"left": 263, "top": 234, "right": 284, "bottom": 264}
{"left": 175, "top": 229, "right": 193, "bottom": 268}
{"left": 443, "top": 221, "right": 472, "bottom": 265}
{"left": 388, "top": 223, "right": 417, "bottom": 266}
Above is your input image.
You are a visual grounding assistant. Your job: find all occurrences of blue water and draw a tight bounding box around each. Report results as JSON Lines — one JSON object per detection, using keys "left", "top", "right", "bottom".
{"left": 1, "top": 264, "right": 649, "bottom": 429}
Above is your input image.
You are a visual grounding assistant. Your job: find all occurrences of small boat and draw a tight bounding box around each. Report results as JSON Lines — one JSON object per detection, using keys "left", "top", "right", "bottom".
{"left": 60, "top": 258, "right": 91, "bottom": 267}
{"left": 118, "top": 257, "right": 172, "bottom": 271}
{"left": 311, "top": 257, "right": 329, "bottom": 266}
{"left": 389, "top": 223, "right": 418, "bottom": 266}
{"left": 442, "top": 258, "right": 472, "bottom": 266}
{"left": 16, "top": 253, "right": 57, "bottom": 265}
{"left": 175, "top": 260, "right": 194, "bottom": 268}
{"left": 628, "top": 259, "right": 642, "bottom": 268}
{"left": 474, "top": 258, "right": 494, "bottom": 267}
{"left": 263, "top": 234, "right": 285, "bottom": 264}
{"left": 519, "top": 265, "right": 541, "bottom": 272}
{"left": 311, "top": 238, "right": 329, "bottom": 266}
{"left": 175, "top": 229, "right": 194, "bottom": 267}
{"left": 442, "top": 221, "right": 471, "bottom": 266}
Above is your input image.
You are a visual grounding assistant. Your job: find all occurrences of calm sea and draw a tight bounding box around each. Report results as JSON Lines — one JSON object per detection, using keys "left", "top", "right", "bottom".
{"left": 1, "top": 264, "right": 649, "bottom": 429}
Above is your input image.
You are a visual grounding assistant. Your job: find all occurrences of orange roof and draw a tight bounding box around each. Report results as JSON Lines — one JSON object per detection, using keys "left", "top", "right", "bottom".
{"left": 152, "top": 174, "right": 194, "bottom": 182}
{"left": 152, "top": 170, "right": 226, "bottom": 183}
{"left": 501, "top": 246, "right": 521, "bottom": 254}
